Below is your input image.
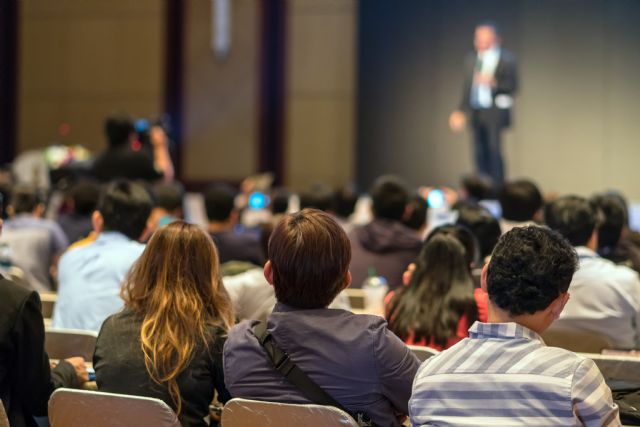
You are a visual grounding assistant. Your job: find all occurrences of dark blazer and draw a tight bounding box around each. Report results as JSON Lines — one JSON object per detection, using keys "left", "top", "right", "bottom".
{"left": 94, "top": 309, "right": 231, "bottom": 427}
{"left": 0, "top": 277, "right": 77, "bottom": 427}
{"left": 459, "top": 48, "right": 518, "bottom": 128}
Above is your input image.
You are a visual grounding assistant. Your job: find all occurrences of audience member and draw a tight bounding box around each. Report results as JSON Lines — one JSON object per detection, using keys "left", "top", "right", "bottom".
{"left": 0, "top": 220, "right": 88, "bottom": 427}
{"left": 224, "top": 209, "right": 420, "bottom": 426}
{"left": 52, "top": 180, "right": 152, "bottom": 332}
{"left": 402, "top": 194, "right": 428, "bottom": 238}
{"left": 349, "top": 175, "right": 422, "bottom": 289}
{"left": 204, "top": 183, "right": 263, "bottom": 266}
{"left": 455, "top": 202, "right": 502, "bottom": 262}
{"left": 498, "top": 178, "right": 543, "bottom": 233}
{"left": 92, "top": 112, "right": 173, "bottom": 183}
{"left": 140, "top": 181, "right": 184, "bottom": 242}
{"left": 94, "top": 222, "right": 232, "bottom": 427}
{"left": 299, "top": 182, "right": 335, "bottom": 212}
{"left": 2, "top": 184, "right": 68, "bottom": 291}
{"left": 545, "top": 196, "right": 640, "bottom": 349}
{"left": 269, "top": 187, "right": 290, "bottom": 227}
{"left": 333, "top": 184, "right": 359, "bottom": 232}
{"left": 386, "top": 225, "right": 487, "bottom": 350}
{"left": 459, "top": 173, "right": 494, "bottom": 202}
{"left": 410, "top": 226, "right": 620, "bottom": 426}
{"left": 57, "top": 180, "right": 101, "bottom": 244}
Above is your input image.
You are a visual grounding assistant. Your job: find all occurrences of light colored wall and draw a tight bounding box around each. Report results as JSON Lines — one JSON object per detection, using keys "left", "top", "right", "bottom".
{"left": 18, "top": 0, "right": 165, "bottom": 153}
{"left": 182, "top": 0, "right": 260, "bottom": 182}
{"left": 284, "top": 0, "right": 356, "bottom": 191}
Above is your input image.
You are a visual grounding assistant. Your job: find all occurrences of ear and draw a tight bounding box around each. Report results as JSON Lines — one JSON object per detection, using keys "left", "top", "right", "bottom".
{"left": 341, "top": 271, "right": 352, "bottom": 290}
{"left": 480, "top": 263, "right": 489, "bottom": 293}
{"left": 263, "top": 260, "right": 274, "bottom": 286}
{"left": 549, "top": 292, "right": 570, "bottom": 320}
{"left": 92, "top": 211, "right": 104, "bottom": 234}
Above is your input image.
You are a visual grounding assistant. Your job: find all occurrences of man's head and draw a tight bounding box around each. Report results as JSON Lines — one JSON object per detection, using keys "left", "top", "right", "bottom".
{"left": 96, "top": 180, "right": 152, "bottom": 241}
{"left": 9, "top": 184, "right": 44, "bottom": 216}
{"left": 591, "top": 193, "right": 628, "bottom": 251}
{"left": 204, "top": 183, "right": 236, "bottom": 223}
{"left": 474, "top": 22, "right": 500, "bottom": 53}
{"left": 104, "top": 112, "right": 135, "bottom": 148}
{"left": 370, "top": 175, "right": 409, "bottom": 221}
{"left": 152, "top": 181, "right": 184, "bottom": 216}
{"left": 264, "top": 208, "right": 351, "bottom": 309}
{"left": 544, "top": 196, "right": 599, "bottom": 248}
{"left": 484, "top": 226, "right": 578, "bottom": 330}
{"left": 455, "top": 203, "right": 501, "bottom": 260}
{"left": 403, "top": 195, "right": 428, "bottom": 232}
{"left": 334, "top": 185, "right": 358, "bottom": 220}
{"left": 68, "top": 180, "right": 101, "bottom": 216}
{"left": 499, "top": 179, "right": 543, "bottom": 222}
{"left": 299, "top": 183, "right": 334, "bottom": 212}
{"left": 460, "top": 174, "right": 494, "bottom": 202}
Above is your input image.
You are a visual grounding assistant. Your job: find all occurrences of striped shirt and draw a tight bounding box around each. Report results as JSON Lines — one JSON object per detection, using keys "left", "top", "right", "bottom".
{"left": 409, "top": 322, "right": 620, "bottom": 426}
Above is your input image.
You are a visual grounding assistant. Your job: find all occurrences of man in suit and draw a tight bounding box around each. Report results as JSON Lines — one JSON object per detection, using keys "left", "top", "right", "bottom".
{"left": 449, "top": 22, "right": 518, "bottom": 185}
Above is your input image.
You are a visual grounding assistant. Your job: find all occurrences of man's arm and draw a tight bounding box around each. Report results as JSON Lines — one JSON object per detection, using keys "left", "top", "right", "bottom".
{"left": 571, "top": 358, "right": 620, "bottom": 427}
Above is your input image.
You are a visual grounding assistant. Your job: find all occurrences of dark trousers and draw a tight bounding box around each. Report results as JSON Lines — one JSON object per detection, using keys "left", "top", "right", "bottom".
{"left": 471, "top": 109, "right": 506, "bottom": 184}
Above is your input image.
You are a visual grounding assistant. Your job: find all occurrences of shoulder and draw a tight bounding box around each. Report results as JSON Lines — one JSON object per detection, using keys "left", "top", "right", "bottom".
{"left": 0, "top": 277, "right": 36, "bottom": 313}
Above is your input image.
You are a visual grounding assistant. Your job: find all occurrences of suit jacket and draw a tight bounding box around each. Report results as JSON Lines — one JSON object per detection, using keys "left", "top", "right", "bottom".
{"left": 459, "top": 48, "right": 518, "bottom": 128}
{"left": 0, "top": 277, "right": 77, "bottom": 427}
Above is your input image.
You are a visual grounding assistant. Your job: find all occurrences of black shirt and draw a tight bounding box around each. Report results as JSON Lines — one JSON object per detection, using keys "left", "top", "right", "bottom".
{"left": 94, "top": 309, "right": 231, "bottom": 427}
{"left": 91, "top": 146, "right": 163, "bottom": 183}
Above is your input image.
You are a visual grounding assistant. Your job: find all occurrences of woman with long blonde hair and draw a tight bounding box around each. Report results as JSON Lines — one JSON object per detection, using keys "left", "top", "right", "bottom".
{"left": 94, "top": 221, "right": 234, "bottom": 426}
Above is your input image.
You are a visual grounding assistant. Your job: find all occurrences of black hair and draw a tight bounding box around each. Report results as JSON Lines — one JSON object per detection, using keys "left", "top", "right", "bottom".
{"left": 403, "top": 195, "right": 428, "bottom": 231}
{"left": 487, "top": 226, "right": 578, "bottom": 316}
{"left": 544, "top": 195, "right": 598, "bottom": 247}
{"left": 99, "top": 180, "right": 152, "bottom": 241}
{"left": 270, "top": 187, "right": 290, "bottom": 215}
{"left": 370, "top": 175, "right": 408, "bottom": 221}
{"left": 104, "top": 112, "right": 135, "bottom": 148}
{"left": 69, "top": 180, "right": 101, "bottom": 216}
{"left": 299, "top": 183, "right": 334, "bottom": 212}
{"left": 455, "top": 202, "right": 502, "bottom": 260}
{"left": 203, "top": 183, "right": 236, "bottom": 222}
{"left": 387, "top": 225, "right": 477, "bottom": 347}
{"left": 591, "top": 193, "right": 627, "bottom": 253}
{"left": 334, "top": 184, "right": 359, "bottom": 219}
{"left": 152, "top": 181, "right": 184, "bottom": 213}
{"left": 499, "top": 179, "right": 543, "bottom": 222}
{"left": 9, "top": 184, "right": 42, "bottom": 214}
{"left": 460, "top": 174, "right": 494, "bottom": 202}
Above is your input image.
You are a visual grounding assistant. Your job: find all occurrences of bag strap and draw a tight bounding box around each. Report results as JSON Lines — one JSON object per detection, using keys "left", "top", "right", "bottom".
{"left": 251, "top": 321, "right": 350, "bottom": 411}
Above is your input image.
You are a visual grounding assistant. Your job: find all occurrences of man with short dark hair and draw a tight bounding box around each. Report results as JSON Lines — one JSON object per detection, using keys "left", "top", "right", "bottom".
{"left": 410, "top": 226, "right": 620, "bottom": 426}
{"left": 545, "top": 196, "right": 640, "bottom": 349}
{"left": 348, "top": 175, "right": 422, "bottom": 289}
{"left": 52, "top": 180, "right": 152, "bottom": 332}
{"left": 498, "top": 178, "right": 543, "bottom": 233}
{"left": 204, "top": 183, "right": 263, "bottom": 266}
{"left": 57, "top": 180, "right": 101, "bottom": 244}
{"left": 224, "top": 209, "right": 420, "bottom": 426}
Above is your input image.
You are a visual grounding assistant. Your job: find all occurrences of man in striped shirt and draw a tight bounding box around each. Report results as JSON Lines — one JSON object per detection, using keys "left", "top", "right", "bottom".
{"left": 410, "top": 226, "right": 620, "bottom": 426}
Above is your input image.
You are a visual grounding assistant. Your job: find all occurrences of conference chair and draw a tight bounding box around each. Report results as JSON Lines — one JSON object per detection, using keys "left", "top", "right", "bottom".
{"left": 579, "top": 353, "right": 640, "bottom": 382}
{"left": 39, "top": 292, "right": 57, "bottom": 319}
{"left": 221, "top": 398, "right": 359, "bottom": 427}
{"left": 45, "top": 328, "right": 98, "bottom": 361}
{"left": 0, "top": 399, "right": 9, "bottom": 427}
{"left": 541, "top": 325, "right": 612, "bottom": 354}
{"left": 344, "top": 288, "right": 366, "bottom": 310}
{"left": 48, "top": 388, "right": 180, "bottom": 427}
{"left": 408, "top": 345, "right": 440, "bottom": 362}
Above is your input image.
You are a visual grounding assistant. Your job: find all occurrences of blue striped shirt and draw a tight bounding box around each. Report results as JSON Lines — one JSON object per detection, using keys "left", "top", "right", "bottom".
{"left": 409, "top": 322, "right": 620, "bottom": 426}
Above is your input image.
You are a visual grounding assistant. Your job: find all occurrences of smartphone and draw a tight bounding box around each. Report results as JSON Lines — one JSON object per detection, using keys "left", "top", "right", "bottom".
{"left": 248, "top": 192, "right": 269, "bottom": 210}
{"left": 427, "top": 189, "right": 445, "bottom": 209}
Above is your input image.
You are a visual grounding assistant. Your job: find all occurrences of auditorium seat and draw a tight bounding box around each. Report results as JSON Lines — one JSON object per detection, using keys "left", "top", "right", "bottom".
{"left": 220, "top": 398, "right": 358, "bottom": 427}
{"left": 579, "top": 353, "right": 640, "bottom": 382}
{"left": 0, "top": 400, "right": 8, "bottom": 427}
{"left": 48, "top": 388, "right": 180, "bottom": 427}
{"left": 344, "top": 288, "right": 365, "bottom": 310}
{"left": 45, "top": 328, "right": 98, "bottom": 361}
{"left": 408, "top": 345, "right": 440, "bottom": 362}
{"left": 541, "top": 325, "right": 612, "bottom": 353}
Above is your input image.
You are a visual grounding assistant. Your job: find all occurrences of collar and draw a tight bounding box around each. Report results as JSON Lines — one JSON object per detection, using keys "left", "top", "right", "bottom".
{"left": 272, "top": 301, "right": 326, "bottom": 313}
{"left": 468, "top": 321, "right": 543, "bottom": 343}
{"left": 95, "top": 231, "right": 133, "bottom": 244}
{"left": 575, "top": 246, "right": 599, "bottom": 259}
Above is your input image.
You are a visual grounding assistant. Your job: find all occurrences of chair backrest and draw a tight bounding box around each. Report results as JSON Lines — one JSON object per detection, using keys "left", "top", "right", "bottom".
{"left": 221, "top": 398, "right": 359, "bottom": 427}
{"left": 408, "top": 345, "right": 440, "bottom": 362}
{"left": 45, "top": 328, "right": 98, "bottom": 361}
{"left": 579, "top": 353, "right": 640, "bottom": 382}
{"left": 541, "top": 325, "right": 612, "bottom": 354}
{"left": 0, "top": 399, "right": 9, "bottom": 427}
{"left": 39, "top": 292, "right": 57, "bottom": 319}
{"left": 344, "top": 288, "right": 365, "bottom": 310}
{"left": 48, "top": 388, "right": 180, "bottom": 427}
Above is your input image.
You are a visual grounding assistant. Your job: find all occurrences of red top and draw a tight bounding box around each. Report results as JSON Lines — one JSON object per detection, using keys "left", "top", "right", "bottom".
{"left": 385, "top": 288, "right": 489, "bottom": 351}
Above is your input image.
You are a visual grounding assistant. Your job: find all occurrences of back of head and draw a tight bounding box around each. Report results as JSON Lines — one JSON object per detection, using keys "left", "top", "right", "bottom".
{"left": 592, "top": 193, "right": 627, "bottom": 250}
{"left": 544, "top": 195, "right": 597, "bottom": 247}
{"left": 98, "top": 180, "right": 152, "bottom": 240}
{"left": 9, "top": 184, "right": 41, "bottom": 215}
{"left": 388, "top": 227, "right": 476, "bottom": 345}
{"left": 299, "top": 183, "right": 335, "bottom": 212}
{"left": 403, "top": 195, "right": 428, "bottom": 231}
{"left": 104, "top": 112, "right": 135, "bottom": 148}
{"left": 334, "top": 184, "right": 359, "bottom": 219}
{"left": 123, "top": 221, "right": 233, "bottom": 414}
{"left": 152, "top": 181, "right": 185, "bottom": 213}
{"left": 69, "top": 180, "right": 101, "bottom": 216}
{"left": 460, "top": 174, "right": 494, "bottom": 202}
{"left": 499, "top": 179, "right": 543, "bottom": 222}
{"left": 204, "top": 183, "right": 236, "bottom": 222}
{"left": 270, "top": 187, "right": 290, "bottom": 215}
{"left": 427, "top": 224, "right": 479, "bottom": 267}
{"left": 370, "top": 175, "right": 408, "bottom": 221}
{"left": 269, "top": 208, "right": 351, "bottom": 309}
{"left": 455, "top": 203, "right": 501, "bottom": 260}
{"left": 487, "top": 226, "right": 578, "bottom": 316}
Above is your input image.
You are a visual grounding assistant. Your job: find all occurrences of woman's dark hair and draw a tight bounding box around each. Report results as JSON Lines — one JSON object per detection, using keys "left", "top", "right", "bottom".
{"left": 387, "top": 225, "right": 478, "bottom": 347}
{"left": 455, "top": 202, "right": 502, "bottom": 260}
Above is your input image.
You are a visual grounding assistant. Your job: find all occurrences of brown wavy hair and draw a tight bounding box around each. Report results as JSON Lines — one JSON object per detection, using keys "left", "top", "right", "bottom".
{"left": 121, "top": 221, "right": 234, "bottom": 414}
